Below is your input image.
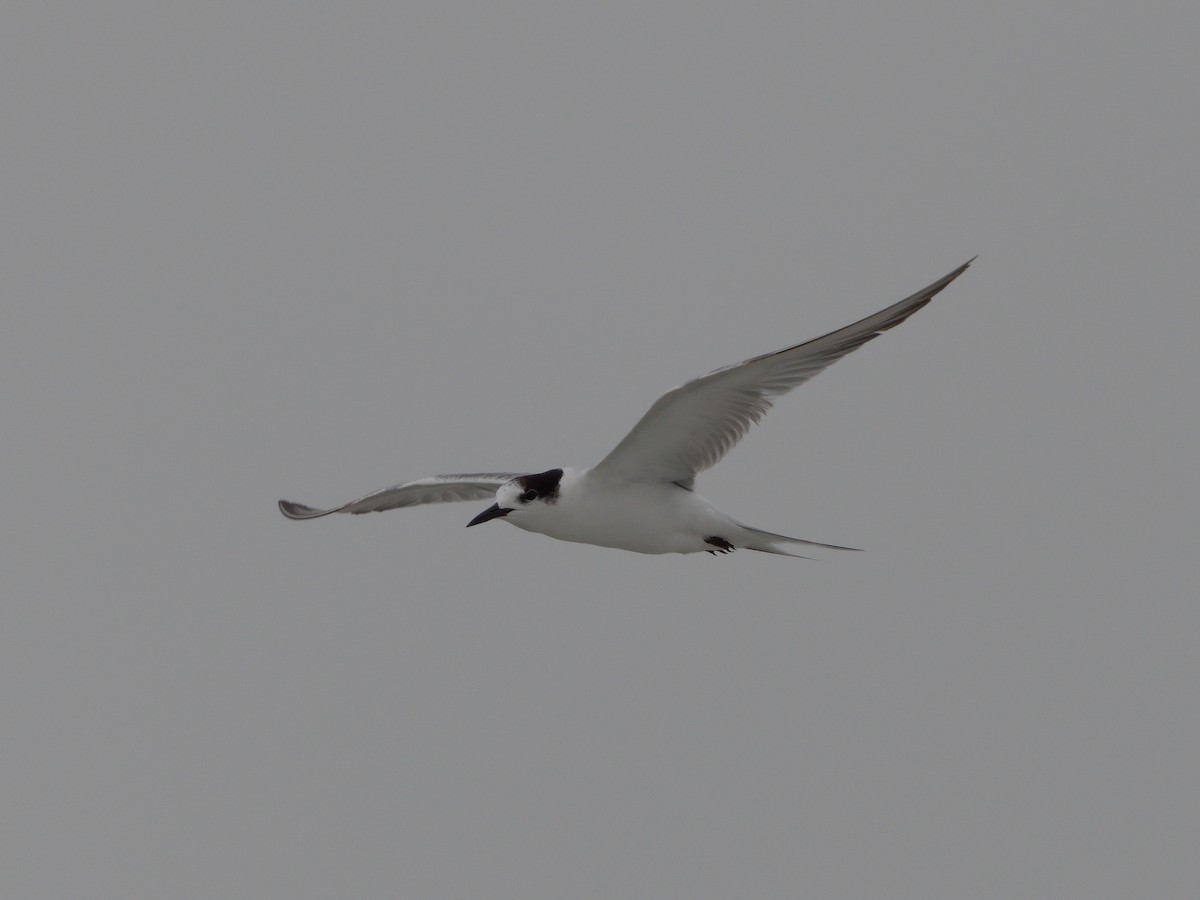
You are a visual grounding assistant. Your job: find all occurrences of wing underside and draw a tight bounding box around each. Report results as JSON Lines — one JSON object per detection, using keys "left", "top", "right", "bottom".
{"left": 278, "top": 473, "right": 522, "bottom": 520}
{"left": 592, "top": 259, "right": 974, "bottom": 487}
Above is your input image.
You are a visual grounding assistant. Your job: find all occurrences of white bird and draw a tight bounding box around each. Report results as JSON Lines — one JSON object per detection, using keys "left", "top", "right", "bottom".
{"left": 280, "top": 260, "right": 973, "bottom": 557}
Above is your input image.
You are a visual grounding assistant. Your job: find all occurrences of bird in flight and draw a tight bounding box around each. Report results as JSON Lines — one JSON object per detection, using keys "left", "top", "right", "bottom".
{"left": 280, "top": 259, "right": 973, "bottom": 557}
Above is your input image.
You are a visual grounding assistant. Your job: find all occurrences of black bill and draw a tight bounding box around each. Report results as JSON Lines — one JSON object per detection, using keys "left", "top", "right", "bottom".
{"left": 466, "top": 504, "right": 513, "bottom": 527}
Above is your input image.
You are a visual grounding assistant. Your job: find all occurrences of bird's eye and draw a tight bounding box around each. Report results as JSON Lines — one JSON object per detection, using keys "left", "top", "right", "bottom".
{"left": 520, "top": 489, "right": 538, "bottom": 503}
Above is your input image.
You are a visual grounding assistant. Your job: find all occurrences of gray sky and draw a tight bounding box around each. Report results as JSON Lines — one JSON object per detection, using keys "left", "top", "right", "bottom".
{"left": 3, "top": 2, "right": 1197, "bottom": 897}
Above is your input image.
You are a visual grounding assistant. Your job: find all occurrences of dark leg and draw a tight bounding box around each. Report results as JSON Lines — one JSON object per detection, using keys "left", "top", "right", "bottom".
{"left": 704, "top": 536, "right": 735, "bottom": 554}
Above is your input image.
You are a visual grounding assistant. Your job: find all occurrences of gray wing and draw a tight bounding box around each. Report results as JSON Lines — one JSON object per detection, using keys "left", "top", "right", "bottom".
{"left": 278, "top": 473, "right": 522, "bottom": 520}
{"left": 591, "top": 259, "right": 974, "bottom": 487}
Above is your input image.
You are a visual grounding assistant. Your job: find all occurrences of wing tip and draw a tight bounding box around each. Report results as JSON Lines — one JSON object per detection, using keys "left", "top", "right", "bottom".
{"left": 928, "top": 255, "right": 978, "bottom": 295}
{"left": 881, "top": 255, "right": 976, "bottom": 327}
{"left": 278, "top": 499, "right": 334, "bottom": 520}
{"left": 935, "top": 255, "right": 977, "bottom": 290}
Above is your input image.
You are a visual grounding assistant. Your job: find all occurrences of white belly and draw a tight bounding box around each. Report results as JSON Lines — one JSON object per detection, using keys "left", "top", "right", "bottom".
{"left": 508, "top": 477, "right": 734, "bottom": 555}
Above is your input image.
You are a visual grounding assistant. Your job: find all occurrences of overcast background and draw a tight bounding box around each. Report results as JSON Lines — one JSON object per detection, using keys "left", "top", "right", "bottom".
{"left": 3, "top": 2, "right": 1197, "bottom": 897}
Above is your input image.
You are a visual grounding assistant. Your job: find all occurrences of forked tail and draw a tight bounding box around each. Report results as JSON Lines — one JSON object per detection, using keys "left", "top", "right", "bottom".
{"left": 732, "top": 521, "right": 862, "bottom": 558}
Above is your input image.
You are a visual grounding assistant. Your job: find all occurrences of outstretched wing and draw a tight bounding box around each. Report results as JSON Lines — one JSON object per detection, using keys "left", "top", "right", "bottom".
{"left": 279, "top": 473, "right": 522, "bottom": 520}
{"left": 591, "top": 259, "right": 974, "bottom": 488}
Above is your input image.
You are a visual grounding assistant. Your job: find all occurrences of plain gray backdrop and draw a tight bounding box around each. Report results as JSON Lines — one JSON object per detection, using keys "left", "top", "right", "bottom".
{"left": 3, "top": 2, "right": 1197, "bottom": 897}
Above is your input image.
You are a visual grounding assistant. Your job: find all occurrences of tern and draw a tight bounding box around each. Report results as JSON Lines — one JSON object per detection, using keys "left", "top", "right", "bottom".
{"left": 280, "top": 259, "right": 972, "bottom": 556}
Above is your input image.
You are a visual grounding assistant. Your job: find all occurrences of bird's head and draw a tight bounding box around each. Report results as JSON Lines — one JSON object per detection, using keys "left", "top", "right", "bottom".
{"left": 466, "top": 468, "right": 564, "bottom": 528}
